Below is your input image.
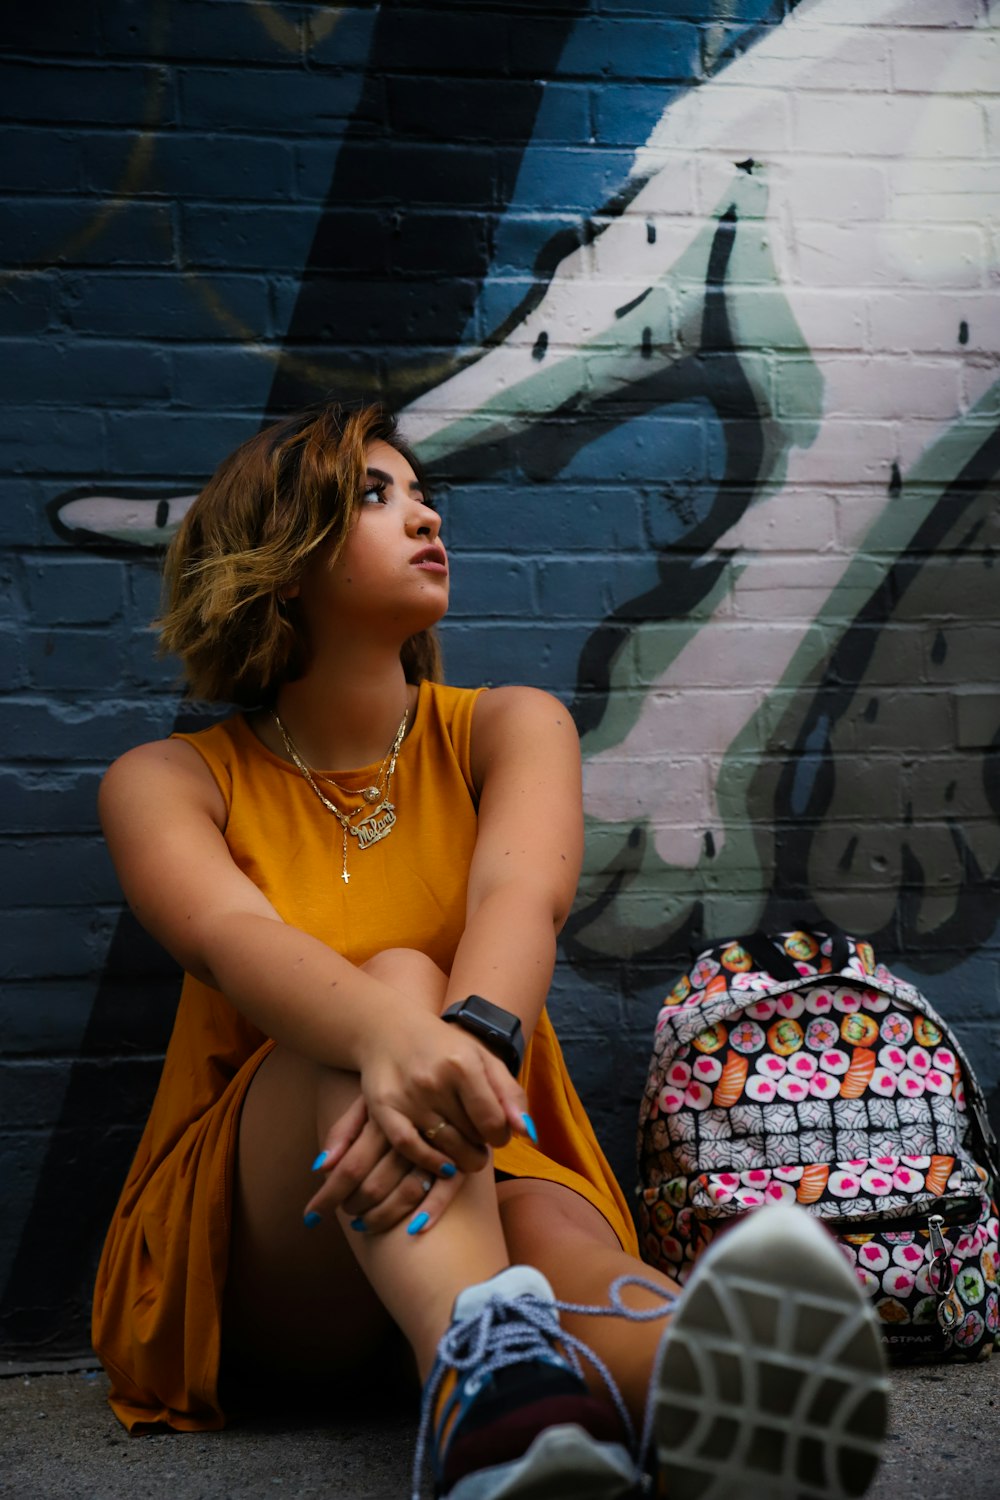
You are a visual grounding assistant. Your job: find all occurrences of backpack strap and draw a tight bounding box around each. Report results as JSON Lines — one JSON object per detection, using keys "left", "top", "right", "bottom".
{"left": 737, "top": 933, "right": 801, "bottom": 982}
{"left": 815, "top": 925, "right": 852, "bottom": 974}
{"left": 735, "top": 928, "right": 852, "bottom": 982}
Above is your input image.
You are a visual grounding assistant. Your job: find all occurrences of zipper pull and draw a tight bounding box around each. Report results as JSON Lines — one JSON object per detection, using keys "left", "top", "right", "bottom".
{"left": 928, "top": 1213, "right": 962, "bottom": 1339}
{"left": 928, "top": 1214, "right": 954, "bottom": 1294}
{"left": 927, "top": 1212, "right": 946, "bottom": 1259}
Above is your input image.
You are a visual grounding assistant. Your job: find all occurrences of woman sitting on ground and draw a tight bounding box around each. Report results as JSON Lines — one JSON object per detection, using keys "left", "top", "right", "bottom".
{"left": 92, "top": 402, "right": 885, "bottom": 1500}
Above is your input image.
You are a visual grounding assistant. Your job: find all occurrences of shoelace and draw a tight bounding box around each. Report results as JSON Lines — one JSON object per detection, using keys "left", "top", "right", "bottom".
{"left": 412, "top": 1274, "right": 677, "bottom": 1500}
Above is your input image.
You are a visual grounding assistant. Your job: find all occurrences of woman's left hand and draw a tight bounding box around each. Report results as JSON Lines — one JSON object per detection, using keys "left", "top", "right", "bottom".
{"left": 306, "top": 1094, "right": 466, "bottom": 1234}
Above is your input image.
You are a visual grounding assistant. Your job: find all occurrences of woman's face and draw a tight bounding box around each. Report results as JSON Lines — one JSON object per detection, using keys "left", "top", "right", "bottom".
{"left": 289, "top": 439, "right": 449, "bottom": 645}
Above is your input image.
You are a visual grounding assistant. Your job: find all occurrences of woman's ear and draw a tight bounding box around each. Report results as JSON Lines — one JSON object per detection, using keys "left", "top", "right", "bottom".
{"left": 278, "top": 579, "right": 301, "bottom": 603}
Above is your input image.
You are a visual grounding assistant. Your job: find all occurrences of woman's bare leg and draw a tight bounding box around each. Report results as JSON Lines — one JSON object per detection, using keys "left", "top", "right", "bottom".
{"left": 223, "top": 949, "right": 512, "bottom": 1383}
{"left": 222, "top": 1040, "right": 395, "bottom": 1386}
{"left": 498, "top": 1178, "right": 680, "bottom": 1426}
{"left": 225, "top": 945, "right": 674, "bottom": 1422}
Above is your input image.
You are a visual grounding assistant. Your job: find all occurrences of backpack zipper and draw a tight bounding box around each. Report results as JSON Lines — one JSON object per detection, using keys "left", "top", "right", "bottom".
{"left": 820, "top": 1193, "right": 982, "bottom": 1237}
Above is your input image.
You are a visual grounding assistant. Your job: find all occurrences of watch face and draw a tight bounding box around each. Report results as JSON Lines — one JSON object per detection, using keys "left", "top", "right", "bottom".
{"left": 446, "top": 997, "right": 524, "bottom": 1074}
{"left": 464, "top": 995, "right": 518, "bottom": 1037}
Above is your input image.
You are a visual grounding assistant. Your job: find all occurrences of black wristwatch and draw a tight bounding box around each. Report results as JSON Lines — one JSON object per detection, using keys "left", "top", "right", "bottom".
{"left": 442, "top": 995, "right": 525, "bottom": 1077}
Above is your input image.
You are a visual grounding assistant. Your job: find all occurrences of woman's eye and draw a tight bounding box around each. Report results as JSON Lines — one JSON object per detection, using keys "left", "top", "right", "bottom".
{"left": 361, "top": 483, "right": 387, "bottom": 505}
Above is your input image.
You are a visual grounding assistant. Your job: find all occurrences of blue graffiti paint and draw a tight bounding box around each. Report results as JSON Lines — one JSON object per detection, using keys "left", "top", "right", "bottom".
{"left": 790, "top": 713, "right": 831, "bottom": 817}
{"left": 464, "top": 2, "right": 803, "bottom": 344}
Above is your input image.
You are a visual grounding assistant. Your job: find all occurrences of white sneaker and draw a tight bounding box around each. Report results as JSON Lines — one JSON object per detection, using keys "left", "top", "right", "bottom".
{"left": 419, "top": 1266, "right": 637, "bottom": 1500}
{"left": 649, "top": 1203, "right": 888, "bottom": 1499}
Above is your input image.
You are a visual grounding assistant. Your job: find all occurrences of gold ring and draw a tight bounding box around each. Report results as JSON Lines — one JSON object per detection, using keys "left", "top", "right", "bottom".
{"left": 423, "top": 1120, "right": 447, "bottom": 1142}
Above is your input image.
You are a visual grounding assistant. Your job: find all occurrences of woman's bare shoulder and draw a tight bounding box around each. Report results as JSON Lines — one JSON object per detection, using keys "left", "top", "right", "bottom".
{"left": 100, "top": 736, "right": 227, "bottom": 828}
{"left": 472, "top": 685, "right": 578, "bottom": 748}
{"left": 469, "top": 686, "right": 580, "bottom": 789}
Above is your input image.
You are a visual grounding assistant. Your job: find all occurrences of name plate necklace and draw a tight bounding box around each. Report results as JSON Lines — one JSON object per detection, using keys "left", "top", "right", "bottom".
{"left": 272, "top": 706, "right": 408, "bottom": 884}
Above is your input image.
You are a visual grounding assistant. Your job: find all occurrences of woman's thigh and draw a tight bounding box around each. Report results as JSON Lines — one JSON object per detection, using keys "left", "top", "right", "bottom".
{"left": 221, "top": 948, "right": 449, "bottom": 1389}
{"left": 221, "top": 1043, "right": 400, "bottom": 1388}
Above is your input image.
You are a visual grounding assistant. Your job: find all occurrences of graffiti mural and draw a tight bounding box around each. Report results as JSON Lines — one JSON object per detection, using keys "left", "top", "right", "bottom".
{"left": 401, "top": 0, "right": 1000, "bottom": 966}
{"left": 3, "top": 0, "right": 998, "bottom": 1352}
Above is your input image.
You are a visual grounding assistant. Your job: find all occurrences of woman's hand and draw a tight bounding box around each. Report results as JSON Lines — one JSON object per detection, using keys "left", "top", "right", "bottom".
{"left": 305, "top": 1094, "right": 467, "bottom": 1235}
{"left": 357, "top": 1008, "right": 532, "bottom": 1177}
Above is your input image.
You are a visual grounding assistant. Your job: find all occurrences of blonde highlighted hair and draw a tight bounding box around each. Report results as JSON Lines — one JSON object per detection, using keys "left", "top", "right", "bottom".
{"left": 158, "top": 402, "right": 442, "bottom": 705}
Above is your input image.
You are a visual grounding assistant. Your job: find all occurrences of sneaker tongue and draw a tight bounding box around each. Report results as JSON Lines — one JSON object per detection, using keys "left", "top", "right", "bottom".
{"left": 452, "top": 1265, "right": 556, "bottom": 1324}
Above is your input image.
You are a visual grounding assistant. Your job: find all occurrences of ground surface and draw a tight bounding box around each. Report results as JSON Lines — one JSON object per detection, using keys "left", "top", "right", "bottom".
{"left": 1, "top": 1358, "right": 998, "bottom": 1498}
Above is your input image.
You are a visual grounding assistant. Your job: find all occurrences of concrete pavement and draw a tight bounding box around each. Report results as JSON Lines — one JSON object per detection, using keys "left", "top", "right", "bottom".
{"left": 2, "top": 1356, "right": 999, "bottom": 1498}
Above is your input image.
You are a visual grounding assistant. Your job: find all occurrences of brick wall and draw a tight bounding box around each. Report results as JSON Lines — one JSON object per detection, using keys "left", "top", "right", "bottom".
{"left": 2, "top": 0, "right": 998, "bottom": 1355}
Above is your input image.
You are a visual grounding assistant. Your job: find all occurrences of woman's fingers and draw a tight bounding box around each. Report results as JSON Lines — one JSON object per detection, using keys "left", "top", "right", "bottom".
{"left": 312, "top": 1118, "right": 393, "bottom": 1210}
{"left": 433, "top": 1089, "right": 499, "bottom": 1152}
{"left": 496, "top": 1076, "right": 533, "bottom": 1142}
{"left": 339, "top": 1162, "right": 409, "bottom": 1219}
{"left": 357, "top": 1023, "right": 537, "bottom": 1174}
{"left": 312, "top": 1092, "right": 368, "bottom": 1172}
{"left": 411, "top": 1043, "right": 522, "bottom": 1151}
{"left": 310, "top": 1145, "right": 408, "bottom": 1219}
{"left": 345, "top": 1164, "right": 466, "bottom": 1236}
{"left": 450, "top": 1051, "right": 534, "bottom": 1149}
{"left": 377, "top": 1106, "right": 489, "bottom": 1177}
{"left": 306, "top": 1140, "right": 466, "bottom": 1235}
{"left": 311, "top": 1114, "right": 463, "bottom": 1210}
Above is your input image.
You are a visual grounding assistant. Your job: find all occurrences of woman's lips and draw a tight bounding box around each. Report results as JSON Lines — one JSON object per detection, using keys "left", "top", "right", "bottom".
{"left": 410, "top": 548, "right": 448, "bottom": 573}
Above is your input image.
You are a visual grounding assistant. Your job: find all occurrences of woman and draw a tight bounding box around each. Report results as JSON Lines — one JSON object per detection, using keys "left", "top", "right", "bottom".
{"left": 92, "top": 403, "right": 886, "bottom": 1500}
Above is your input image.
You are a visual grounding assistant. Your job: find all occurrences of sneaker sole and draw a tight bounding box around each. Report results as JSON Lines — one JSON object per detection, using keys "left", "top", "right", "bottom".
{"left": 652, "top": 1202, "right": 889, "bottom": 1500}
{"left": 444, "top": 1426, "right": 636, "bottom": 1500}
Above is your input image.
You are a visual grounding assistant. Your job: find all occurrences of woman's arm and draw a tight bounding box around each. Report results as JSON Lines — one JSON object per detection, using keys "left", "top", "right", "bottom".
{"left": 99, "top": 738, "right": 528, "bottom": 1172}
{"left": 448, "top": 685, "right": 584, "bottom": 1029}
{"left": 100, "top": 739, "right": 411, "bottom": 1065}
{"left": 308, "top": 686, "right": 585, "bottom": 1229}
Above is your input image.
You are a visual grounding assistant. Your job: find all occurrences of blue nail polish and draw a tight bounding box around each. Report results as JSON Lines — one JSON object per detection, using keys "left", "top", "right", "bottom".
{"left": 522, "top": 1113, "right": 538, "bottom": 1145}
{"left": 349, "top": 1217, "right": 367, "bottom": 1233}
{"left": 303, "top": 1210, "right": 322, "bottom": 1229}
{"left": 439, "top": 1162, "right": 457, "bottom": 1179}
{"left": 310, "top": 1151, "right": 328, "bottom": 1172}
{"left": 407, "top": 1211, "right": 430, "bottom": 1236}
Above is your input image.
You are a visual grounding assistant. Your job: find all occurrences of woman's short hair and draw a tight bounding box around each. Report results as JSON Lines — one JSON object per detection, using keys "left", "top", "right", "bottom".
{"left": 158, "top": 402, "right": 442, "bottom": 705}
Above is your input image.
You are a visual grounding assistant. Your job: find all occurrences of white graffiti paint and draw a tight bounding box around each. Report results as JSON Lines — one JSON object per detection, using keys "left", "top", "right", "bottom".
{"left": 56, "top": 493, "right": 199, "bottom": 548}
{"left": 401, "top": 0, "right": 999, "bottom": 941}
{"left": 404, "top": 0, "right": 996, "bottom": 450}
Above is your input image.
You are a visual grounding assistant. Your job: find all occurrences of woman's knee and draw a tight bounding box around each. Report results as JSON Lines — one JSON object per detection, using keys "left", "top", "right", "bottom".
{"left": 498, "top": 1179, "right": 622, "bottom": 1255}
{"left": 361, "top": 947, "right": 448, "bottom": 1007}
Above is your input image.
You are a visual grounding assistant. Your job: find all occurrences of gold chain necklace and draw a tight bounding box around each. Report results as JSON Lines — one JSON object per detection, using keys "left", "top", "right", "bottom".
{"left": 272, "top": 707, "right": 408, "bottom": 885}
{"left": 319, "top": 743, "right": 394, "bottom": 805}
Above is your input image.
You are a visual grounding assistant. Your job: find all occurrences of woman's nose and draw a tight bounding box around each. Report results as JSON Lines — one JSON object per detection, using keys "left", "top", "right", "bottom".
{"left": 407, "top": 503, "right": 441, "bottom": 539}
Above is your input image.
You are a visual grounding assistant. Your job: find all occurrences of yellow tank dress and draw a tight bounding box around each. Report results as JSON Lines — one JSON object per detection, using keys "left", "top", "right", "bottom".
{"left": 92, "top": 680, "right": 637, "bottom": 1431}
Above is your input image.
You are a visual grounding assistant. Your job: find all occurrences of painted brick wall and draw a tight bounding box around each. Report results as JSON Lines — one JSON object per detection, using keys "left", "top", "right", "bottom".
{"left": 2, "top": 0, "right": 998, "bottom": 1356}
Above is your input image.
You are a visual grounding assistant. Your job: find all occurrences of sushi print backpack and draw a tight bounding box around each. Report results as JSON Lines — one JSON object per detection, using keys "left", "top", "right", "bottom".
{"left": 637, "top": 928, "right": 1000, "bottom": 1361}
